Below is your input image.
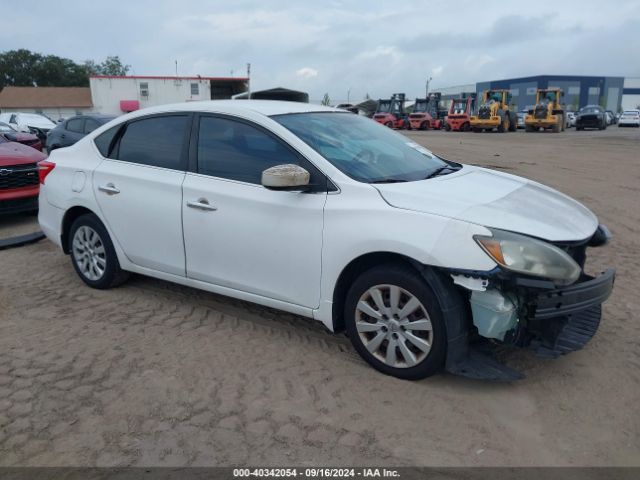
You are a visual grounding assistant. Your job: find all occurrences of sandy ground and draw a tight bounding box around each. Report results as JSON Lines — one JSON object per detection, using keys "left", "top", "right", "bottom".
{"left": 0, "top": 127, "right": 638, "bottom": 467}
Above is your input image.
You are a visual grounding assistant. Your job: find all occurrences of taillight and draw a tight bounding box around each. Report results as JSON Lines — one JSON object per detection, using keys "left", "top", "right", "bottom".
{"left": 38, "top": 160, "right": 55, "bottom": 184}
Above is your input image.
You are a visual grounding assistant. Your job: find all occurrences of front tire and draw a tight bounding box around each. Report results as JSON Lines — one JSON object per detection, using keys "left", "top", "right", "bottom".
{"left": 344, "top": 264, "right": 447, "bottom": 380}
{"left": 69, "top": 213, "right": 129, "bottom": 289}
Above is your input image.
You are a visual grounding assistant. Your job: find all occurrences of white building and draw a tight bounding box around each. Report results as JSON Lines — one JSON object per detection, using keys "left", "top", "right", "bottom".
{"left": 622, "top": 77, "right": 640, "bottom": 110}
{"left": 89, "top": 75, "right": 248, "bottom": 115}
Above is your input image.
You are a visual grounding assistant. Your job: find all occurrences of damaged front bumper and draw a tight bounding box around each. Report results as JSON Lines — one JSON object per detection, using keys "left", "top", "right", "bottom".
{"left": 527, "top": 269, "right": 615, "bottom": 357}
{"left": 444, "top": 227, "right": 615, "bottom": 381}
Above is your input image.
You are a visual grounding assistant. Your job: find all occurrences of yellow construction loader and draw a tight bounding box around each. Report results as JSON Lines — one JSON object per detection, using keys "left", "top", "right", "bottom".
{"left": 525, "top": 88, "right": 565, "bottom": 133}
{"left": 470, "top": 89, "right": 517, "bottom": 132}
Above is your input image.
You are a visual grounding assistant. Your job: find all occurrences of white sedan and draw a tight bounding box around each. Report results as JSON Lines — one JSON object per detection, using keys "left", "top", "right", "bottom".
{"left": 618, "top": 110, "right": 640, "bottom": 127}
{"left": 38, "top": 101, "right": 615, "bottom": 381}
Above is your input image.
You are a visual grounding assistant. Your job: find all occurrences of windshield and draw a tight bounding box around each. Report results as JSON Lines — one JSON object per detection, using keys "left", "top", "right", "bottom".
{"left": 414, "top": 100, "right": 428, "bottom": 112}
{"left": 623, "top": 110, "right": 639, "bottom": 115}
{"left": 20, "top": 113, "right": 55, "bottom": 125}
{"left": 580, "top": 106, "right": 601, "bottom": 114}
{"left": 452, "top": 100, "right": 466, "bottom": 111}
{"left": 376, "top": 101, "right": 391, "bottom": 113}
{"left": 0, "top": 122, "right": 16, "bottom": 133}
{"left": 272, "top": 112, "right": 449, "bottom": 183}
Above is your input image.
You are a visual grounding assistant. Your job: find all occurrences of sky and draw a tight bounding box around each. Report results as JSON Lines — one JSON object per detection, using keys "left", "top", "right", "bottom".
{"left": 2, "top": 0, "right": 640, "bottom": 103}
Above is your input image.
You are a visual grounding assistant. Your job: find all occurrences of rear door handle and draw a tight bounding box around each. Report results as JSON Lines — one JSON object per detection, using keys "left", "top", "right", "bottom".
{"left": 98, "top": 183, "right": 120, "bottom": 195}
{"left": 187, "top": 198, "right": 217, "bottom": 211}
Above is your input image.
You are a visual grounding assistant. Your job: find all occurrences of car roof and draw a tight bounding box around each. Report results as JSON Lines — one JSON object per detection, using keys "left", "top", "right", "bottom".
{"left": 67, "top": 114, "right": 115, "bottom": 120}
{"left": 123, "top": 100, "right": 341, "bottom": 119}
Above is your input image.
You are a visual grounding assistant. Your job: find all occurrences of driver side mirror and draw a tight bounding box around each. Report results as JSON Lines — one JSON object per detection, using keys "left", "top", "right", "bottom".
{"left": 261, "top": 164, "right": 310, "bottom": 191}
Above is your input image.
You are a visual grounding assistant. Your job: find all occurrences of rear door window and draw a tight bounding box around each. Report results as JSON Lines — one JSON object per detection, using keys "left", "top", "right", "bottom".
{"left": 66, "top": 118, "right": 85, "bottom": 133}
{"left": 116, "top": 115, "right": 189, "bottom": 170}
{"left": 84, "top": 118, "right": 101, "bottom": 134}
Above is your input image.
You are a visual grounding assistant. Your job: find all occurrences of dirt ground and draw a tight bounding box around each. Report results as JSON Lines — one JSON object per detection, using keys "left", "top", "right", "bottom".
{"left": 0, "top": 127, "right": 638, "bottom": 467}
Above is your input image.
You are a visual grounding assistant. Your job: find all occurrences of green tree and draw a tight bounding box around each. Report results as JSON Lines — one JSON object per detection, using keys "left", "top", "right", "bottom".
{"left": 321, "top": 93, "right": 331, "bottom": 106}
{"left": 84, "top": 56, "right": 130, "bottom": 76}
{"left": 0, "top": 49, "right": 131, "bottom": 89}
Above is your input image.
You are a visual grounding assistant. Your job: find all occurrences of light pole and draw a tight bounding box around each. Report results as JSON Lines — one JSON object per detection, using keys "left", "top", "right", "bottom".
{"left": 347, "top": 88, "right": 351, "bottom": 104}
{"left": 247, "top": 63, "right": 251, "bottom": 99}
{"left": 426, "top": 76, "right": 432, "bottom": 98}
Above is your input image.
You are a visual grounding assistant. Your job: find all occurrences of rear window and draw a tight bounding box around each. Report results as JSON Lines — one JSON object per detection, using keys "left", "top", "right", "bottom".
{"left": 94, "top": 125, "right": 120, "bottom": 157}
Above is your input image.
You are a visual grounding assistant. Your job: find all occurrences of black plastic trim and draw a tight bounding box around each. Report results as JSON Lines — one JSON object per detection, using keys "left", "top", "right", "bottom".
{"left": 530, "top": 269, "right": 615, "bottom": 320}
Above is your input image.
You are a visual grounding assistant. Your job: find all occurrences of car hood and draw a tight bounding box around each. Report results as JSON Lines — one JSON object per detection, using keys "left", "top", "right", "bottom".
{"left": 0, "top": 141, "right": 47, "bottom": 166}
{"left": 373, "top": 166, "right": 598, "bottom": 242}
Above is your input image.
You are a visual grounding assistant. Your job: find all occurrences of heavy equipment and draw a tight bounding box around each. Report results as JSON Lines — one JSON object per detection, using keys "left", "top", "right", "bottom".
{"left": 373, "top": 93, "right": 409, "bottom": 129}
{"left": 409, "top": 92, "right": 448, "bottom": 130}
{"left": 444, "top": 95, "right": 475, "bottom": 131}
{"left": 525, "top": 88, "right": 565, "bottom": 132}
{"left": 470, "top": 89, "right": 517, "bottom": 132}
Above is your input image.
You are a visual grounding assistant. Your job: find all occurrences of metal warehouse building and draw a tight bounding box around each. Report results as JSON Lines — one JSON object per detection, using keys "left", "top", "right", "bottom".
{"left": 475, "top": 75, "right": 625, "bottom": 112}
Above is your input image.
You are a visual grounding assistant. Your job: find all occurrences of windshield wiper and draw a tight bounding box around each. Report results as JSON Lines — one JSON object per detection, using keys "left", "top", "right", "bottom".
{"left": 370, "top": 178, "right": 409, "bottom": 184}
{"left": 424, "top": 164, "right": 461, "bottom": 179}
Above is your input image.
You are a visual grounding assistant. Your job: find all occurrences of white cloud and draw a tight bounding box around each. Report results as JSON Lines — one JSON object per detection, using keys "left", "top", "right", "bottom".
{"left": 296, "top": 67, "right": 318, "bottom": 79}
{"left": 464, "top": 54, "right": 495, "bottom": 72}
{"left": 432, "top": 66, "right": 444, "bottom": 77}
{"left": 357, "top": 46, "right": 403, "bottom": 64}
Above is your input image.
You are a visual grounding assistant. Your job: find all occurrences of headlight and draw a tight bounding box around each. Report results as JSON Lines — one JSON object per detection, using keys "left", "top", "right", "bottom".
{"left": 474, "top": 229, "right": 581, "bottom": 286}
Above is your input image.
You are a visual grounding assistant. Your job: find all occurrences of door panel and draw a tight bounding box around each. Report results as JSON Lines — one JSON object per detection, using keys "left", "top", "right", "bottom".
{"left": 91, "top": 113, "right": 191, "bottom": 277}
{"left": 182, "top": 175, "right": 326, "bottom": 308}
{"left": 93, "top": 161, "right": 186, "bottom": 276}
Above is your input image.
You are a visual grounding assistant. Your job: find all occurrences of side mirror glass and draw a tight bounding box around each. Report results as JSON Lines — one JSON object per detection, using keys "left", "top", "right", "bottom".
{"left": 261, "top": 164, "right": 310, "bottom": 190}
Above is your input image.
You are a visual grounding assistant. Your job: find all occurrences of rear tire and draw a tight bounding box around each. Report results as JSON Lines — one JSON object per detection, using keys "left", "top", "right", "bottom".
{"left": 68, "top": 213, "right": 129, "bottom": 289}
{"left": 344, "top": 264, "right": 447, "bottom": 380}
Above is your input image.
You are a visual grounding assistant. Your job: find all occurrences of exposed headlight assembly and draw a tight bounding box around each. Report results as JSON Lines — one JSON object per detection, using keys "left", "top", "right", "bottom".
{"left": 474, "top": 228, "right": 581, "bottom": 286}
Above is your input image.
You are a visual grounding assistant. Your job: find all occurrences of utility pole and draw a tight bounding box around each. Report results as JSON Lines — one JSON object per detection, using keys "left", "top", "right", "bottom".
{"left": 347, "top": 88, "right": 351, "bottom": 104}
{"left": 426, "top": 76, "right": 432, "bottom": 98}
{"left": 247, "top": 63, "right": 251, "bottom": 99}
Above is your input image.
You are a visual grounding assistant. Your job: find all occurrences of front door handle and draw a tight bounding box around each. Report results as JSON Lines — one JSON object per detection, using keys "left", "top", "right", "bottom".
{"left": 187, "top": 198, "right": 217, "bottom": 211}
{"left": 98, "top": 183, "right": 120, "bottom": 195}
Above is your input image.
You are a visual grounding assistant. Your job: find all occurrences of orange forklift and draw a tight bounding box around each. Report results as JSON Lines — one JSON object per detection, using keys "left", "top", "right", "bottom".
{"left": 372, "top": 93, "right": 409, "bottom": 129}
{"left": 444, "top": 95, "right": 475, "bottom": 131}
{"left": 408, "top": 96, "right": 442, "bottom": 130}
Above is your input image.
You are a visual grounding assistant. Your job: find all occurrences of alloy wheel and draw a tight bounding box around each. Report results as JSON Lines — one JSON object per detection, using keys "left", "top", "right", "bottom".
{"left": 72, "top": 225, "right": 107, "bottom": 281}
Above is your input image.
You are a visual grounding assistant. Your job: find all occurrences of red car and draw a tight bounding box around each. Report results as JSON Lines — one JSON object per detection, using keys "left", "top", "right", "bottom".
{"left": 0, "top": 122, "right": 43, "bottom": 151}
{"left": 0, "top": 137, "right": 47, "bottom": 214}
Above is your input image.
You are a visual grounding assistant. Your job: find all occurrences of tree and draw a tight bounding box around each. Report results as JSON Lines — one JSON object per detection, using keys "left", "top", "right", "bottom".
{"left": 0, "top": 49, "right": 131, "bottom": 89}
{"left": 321, "top": 93, "right": 331, "bottom": 106}
{"left": 84, "top": 56, "right": 130, "bottom": 76}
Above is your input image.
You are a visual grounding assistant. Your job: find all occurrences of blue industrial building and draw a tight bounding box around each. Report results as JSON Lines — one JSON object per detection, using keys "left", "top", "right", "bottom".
{"left": 475, "top": 75, "right": 625, "bottom": 112}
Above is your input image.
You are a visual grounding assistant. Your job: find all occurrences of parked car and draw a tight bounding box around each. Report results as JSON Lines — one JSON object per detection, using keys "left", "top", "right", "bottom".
{"left": 39, "top": 101, "right": 615, "bottom": 381}
{"left": 0, "top": 136, "right": 47, "bottom": 214}
{"left": 604, "top": 111, "right": 614, "bottom": 125}
{"left": 575, "top": 105, "right": 607, "bottom": 130}
{"left": 516, "top": 110, "right": 527, "bottom": 129}
{"left": 46, "top": 114, "right": 116, "bottom": 152}
{"left": 0, "top": 112, "right": 56, "bottom": 143}
{"left": 0, "top": 122, "right": 43, "bottom": 151}
{"left": 617, "top": 109, "right": 640, "bottom": 127}
{"left": 565, "top": 111, "right": 576, "bottom": 128}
